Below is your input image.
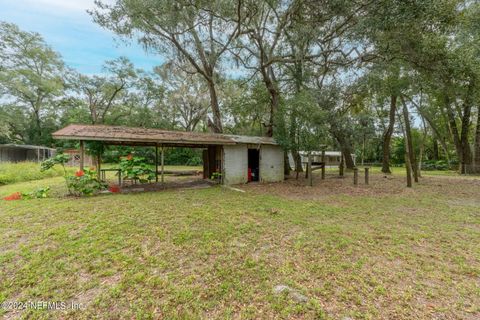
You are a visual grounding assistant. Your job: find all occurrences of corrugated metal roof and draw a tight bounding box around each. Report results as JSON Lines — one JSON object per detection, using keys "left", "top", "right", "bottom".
{"left": 52, "top": 124, "right": 278, "bottom": 146}
{"left": 0, "top": 144, "right": 56, "bottom": 151}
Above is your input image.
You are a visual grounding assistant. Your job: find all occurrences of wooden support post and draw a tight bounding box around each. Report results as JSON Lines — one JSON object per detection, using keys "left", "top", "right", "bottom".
{"left": 79, "top": 140, "right": 85, "bottom": 171}
{"left": 97, "top": 155, "right": 101, "bottom": 180}
{"left": 161, "top": 145, "right": 165, "bottom": 184}
{"left": 353, "top": 167, "right": 358, "bottom": 185}
{"left": 308, "top": 153, "right": 313, "bottom": 187}
{"left": 365, "top": 167, "right": 369, "bottom": 185}
{"left": 339, "top": 152, "right": 344, "bottom": 177}
{"left": 321, "top": 149, "right": 326, "bottom": 180}
{"left": 155, "top": 144, "right": 159, "bottom": 183}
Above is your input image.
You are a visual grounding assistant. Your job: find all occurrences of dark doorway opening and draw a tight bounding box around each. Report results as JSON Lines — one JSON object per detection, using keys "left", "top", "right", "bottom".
{"left": 248, "top": 149, "right": 260, "bottom": 182}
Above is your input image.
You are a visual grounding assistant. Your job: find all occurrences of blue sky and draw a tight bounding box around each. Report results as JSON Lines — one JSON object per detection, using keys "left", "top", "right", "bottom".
{"left": 0, "top": 0, "right": 163, "bottom": 74}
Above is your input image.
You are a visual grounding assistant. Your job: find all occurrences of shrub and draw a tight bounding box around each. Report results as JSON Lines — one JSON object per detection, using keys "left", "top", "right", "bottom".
{"left": 41, "top": 154, "right": 106, "bottom": 196}
{"left": 422, "top": 160, "right": 450, "bottom": 171}
{"left": 119, "top": 155, "right": 156, "bottom": 183}
{"left": 67, "top": 168, "right": 107, "bottom": 196}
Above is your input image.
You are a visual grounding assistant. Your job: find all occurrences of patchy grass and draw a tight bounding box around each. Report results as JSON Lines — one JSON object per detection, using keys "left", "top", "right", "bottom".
{"left": 0, "top": 172, "right": 479, "bottom": 319}
{"left": 0, "top": 162, "right": 69, "bottom": 185}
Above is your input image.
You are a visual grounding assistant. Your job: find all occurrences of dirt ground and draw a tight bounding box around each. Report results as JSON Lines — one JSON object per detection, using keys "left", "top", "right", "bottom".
{"left": 242, "top": 171, "right": 480, "bottom": 201}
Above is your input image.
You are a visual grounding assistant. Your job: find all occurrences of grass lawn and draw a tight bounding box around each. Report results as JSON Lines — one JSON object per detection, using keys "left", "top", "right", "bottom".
{"left": 0, "top": 171, "right": 479, "bottom": 319}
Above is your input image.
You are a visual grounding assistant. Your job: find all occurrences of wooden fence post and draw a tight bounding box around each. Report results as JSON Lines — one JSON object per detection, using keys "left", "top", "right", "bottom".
{"left": 365, "top": 167, "right": 369, "bottom": 185}
{"left": 308, "top": 153, "right": 313, "bottom": 187}
{"left": 353, "top": 167, "right": 358, "bottom": 185}
{"left": 339, "top": 152, "right": 344, "bottom": 177}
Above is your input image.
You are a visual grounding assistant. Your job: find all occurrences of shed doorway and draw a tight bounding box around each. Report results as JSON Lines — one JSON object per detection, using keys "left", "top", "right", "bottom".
{"left": 248, "top": 149, "right": 260, "bottom": 182}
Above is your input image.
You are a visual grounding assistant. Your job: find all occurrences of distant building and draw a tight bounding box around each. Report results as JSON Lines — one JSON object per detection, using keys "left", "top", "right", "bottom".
{"left": 0, "top": 144, "right": 56, "bottom": 163}
{"left": 63, "top": 149, "right": 95, "bottom": 167}
{"left": 289, "top": 151, "right": 356, "bottom": 169}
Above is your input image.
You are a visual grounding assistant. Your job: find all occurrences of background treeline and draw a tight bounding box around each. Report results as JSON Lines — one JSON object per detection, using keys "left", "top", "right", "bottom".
{"left": 1, "top": 0, "right": 479, "bottom": 173}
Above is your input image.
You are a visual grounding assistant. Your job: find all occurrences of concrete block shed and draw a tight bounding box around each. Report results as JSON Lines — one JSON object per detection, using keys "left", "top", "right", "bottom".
{"left": 53, "top": 124, "right": 285, "bottom": 185}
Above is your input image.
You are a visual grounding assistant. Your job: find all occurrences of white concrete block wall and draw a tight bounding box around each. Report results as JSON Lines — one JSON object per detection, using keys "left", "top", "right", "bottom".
{"left": 223, "top": 144, "right": 248, "bottom": 185}
{"left": 260, "top": 145, "right": 284, "bottom": 182}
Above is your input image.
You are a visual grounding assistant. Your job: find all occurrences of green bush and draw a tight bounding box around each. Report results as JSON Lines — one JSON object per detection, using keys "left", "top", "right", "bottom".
{"left": 0, "top": 162, "right": 66, "bottom": 185}
{"left": 119, "top": 155, "right": 156, "bottom": 183}
{"left": 421, "top": 160, "right": 450, "bottom": 171}
{"left": 67, "top": 168, "right": 107, "bottom": 196}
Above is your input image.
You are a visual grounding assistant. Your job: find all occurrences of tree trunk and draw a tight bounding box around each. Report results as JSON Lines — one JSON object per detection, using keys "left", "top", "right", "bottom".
{"left": 433, "top": 139, "right": 439, "bottom": 161}
{"left": 284, "top": 151, "right": 291, "bottom": 176}
{"left": 405, "top": 153, "right": 413, "bottom": 188}
{"left": 401, "top": 96, "right": 418, "bottom": 182}
{"left": 261, "top": 66, "right": 279, "bottom": 137}
{"left": 206, "top": 81, "right": 223, "bottom": 133}
{"left": 443, "top": 90, "right": 473, "bottom": 173}
{"left": 459, "top": 78, "right": 475, "bottom": 173}
{"left": 382, "top": 95, "right": 397, "bottom": 174}
{"left": 474, "top": 106, "right": 480, "bottom": 173}
{"left": 330, "top": 125, "right": 355, "bottom": 169}
{"left": 293, "top": 150, "right": 303, "bottom": 174}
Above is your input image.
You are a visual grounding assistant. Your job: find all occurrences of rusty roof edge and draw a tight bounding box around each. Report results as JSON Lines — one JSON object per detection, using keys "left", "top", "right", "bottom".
{"left": 52, "top": 124, "right": 279, "bottom": 146}
{"left": 52, "top": 135, "right": 234, "bottom": 145}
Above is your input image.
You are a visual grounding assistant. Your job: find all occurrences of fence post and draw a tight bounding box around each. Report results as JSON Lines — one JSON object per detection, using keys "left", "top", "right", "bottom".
{"left": 308, "top": 153, "right": 313, "bottom": 187}
{"left": 339, "top": 152, "right": 344, "bottom": 177}
{"left": 365, "top": 167, "right": 369, "bottom": 185}
{"left": 353, "top": 167, "right": 358, "bottom": 185}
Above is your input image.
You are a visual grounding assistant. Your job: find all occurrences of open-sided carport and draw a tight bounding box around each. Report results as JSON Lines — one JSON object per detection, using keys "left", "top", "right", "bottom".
{"left": 52, "top": 124, "right": 284, "bottom": 185}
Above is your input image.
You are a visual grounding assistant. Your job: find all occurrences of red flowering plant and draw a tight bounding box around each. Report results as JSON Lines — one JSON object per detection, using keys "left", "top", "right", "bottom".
{"left": 41, "top": 153, "right": 106, "bottom": 196}
{"left": 66, "top": 168, "right": 107, "bottom": 196}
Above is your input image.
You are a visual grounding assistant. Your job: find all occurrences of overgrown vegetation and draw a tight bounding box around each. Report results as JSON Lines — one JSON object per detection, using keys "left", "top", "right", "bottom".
{"left": 0, "top": 162, "right": 66, "bottom": 185}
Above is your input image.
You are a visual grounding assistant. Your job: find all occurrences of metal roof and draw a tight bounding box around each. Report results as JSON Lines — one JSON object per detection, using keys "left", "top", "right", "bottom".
{"left": 52, "top": 124, "right": 278, "bottom": 147}
{"left": 299, "top": 151, "right": 355, "bottom": 157}
{"left": 0, "top": 144, "right": 56, "bottom": 151}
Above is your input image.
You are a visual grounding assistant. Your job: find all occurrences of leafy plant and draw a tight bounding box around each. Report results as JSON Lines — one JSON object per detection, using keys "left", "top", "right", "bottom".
{"left": 41, "top": 153, "right": 71, "bottom": 192}
{"left": 67, "top": 168, "right": 107, "bottom": 196}
{"left": 422, "top": 160, "right": 450, "bottom": 171}
{"left": 210, "top": 171, "right": 222, "bottom": 183}
{"left": 119, "top": 155, "right": 156, "bottom": 183}
{"left": 22, "top": 187, "right": 51, "bottom": 199}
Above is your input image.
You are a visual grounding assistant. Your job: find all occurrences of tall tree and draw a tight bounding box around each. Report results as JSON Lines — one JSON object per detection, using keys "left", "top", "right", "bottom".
{"left": 0, "top": 22, "right": 65, "bottom": 145}
{"left": 72, "top": 57, "right": 136, "bottom": 125}
{"left": 91, "top": 0, "right": 243, "bottom": 133}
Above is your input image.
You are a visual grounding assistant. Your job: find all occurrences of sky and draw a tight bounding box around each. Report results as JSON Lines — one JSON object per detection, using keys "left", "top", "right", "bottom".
{"left": 0, "top": 0, "right": 163, "bottom": 74}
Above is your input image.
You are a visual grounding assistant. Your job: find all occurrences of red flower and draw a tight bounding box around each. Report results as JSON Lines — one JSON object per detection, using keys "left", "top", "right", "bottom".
{"left": 3, "top": 192, "right": 22, "bottom": 201}
{"left": 126, "top": 154, "right": 133, "bottom": 161}
{"left": 75, "top": 170, "right": 85, "bottom": 177}
{"left": 108, "top": 185, "right": 121, "bottom": 193}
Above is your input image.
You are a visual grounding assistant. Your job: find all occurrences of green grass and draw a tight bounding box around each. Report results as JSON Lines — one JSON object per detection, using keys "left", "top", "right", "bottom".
{"left": 0, "top": 162, "right": 69, "bottom": 186}
{"left": 0, "top": 172, "right": 479, "bottom": 319}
